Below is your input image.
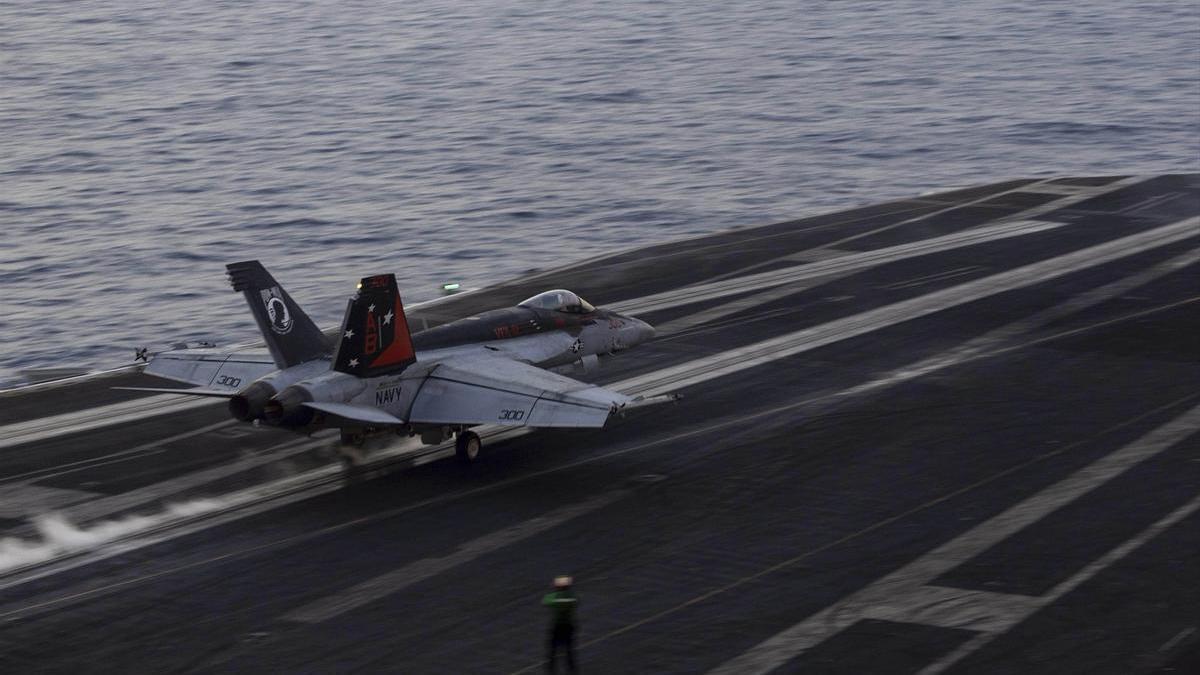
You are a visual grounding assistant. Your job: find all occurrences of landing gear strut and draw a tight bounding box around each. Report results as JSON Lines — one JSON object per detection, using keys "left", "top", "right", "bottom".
{"left": 340, "top": 429, "right": 366, "bottom": 447}
{"left": 455, "top": 430, "right": 482, "bottom": 464}
{"left": 338, "top": 429, "right": 368, "bottom": 479}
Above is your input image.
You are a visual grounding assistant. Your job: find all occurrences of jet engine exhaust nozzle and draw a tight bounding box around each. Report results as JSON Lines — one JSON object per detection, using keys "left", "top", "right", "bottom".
{"left": 263, "top": 385, "right": 314, "bottom": 428}
{"left": 228, "top": 381, "right": 277, "bottom": 422}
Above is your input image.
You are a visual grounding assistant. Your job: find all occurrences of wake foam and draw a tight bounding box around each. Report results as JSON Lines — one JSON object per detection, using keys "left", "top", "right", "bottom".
{"left": 0, "top": 499, "right": 223, "bottom": 573}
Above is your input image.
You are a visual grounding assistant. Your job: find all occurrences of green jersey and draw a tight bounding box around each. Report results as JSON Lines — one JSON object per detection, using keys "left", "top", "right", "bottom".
{"left": 542, "top": 590, "right": 578, "bottom": 626}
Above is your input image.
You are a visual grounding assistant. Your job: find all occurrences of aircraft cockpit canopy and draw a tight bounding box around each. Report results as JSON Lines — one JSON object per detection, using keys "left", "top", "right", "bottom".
{"left": 518, "top": 289, "right": 596, "bottom": 314}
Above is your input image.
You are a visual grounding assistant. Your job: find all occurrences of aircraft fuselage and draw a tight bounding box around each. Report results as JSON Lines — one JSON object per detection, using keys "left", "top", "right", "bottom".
{"left": 263, "top": 304, "right": 654, "bottom": 431}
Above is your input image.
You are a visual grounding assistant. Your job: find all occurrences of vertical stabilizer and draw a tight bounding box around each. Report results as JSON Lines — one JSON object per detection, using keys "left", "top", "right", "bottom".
{"left": 332, "top": 273, "right": 416, "bottom": 377}
{"left": 226, "top": 260, "right": 330, "bottom": 369}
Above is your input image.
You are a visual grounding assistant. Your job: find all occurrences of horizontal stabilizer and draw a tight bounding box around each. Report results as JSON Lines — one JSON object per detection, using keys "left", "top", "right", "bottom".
{"left": 112, "top": 386, "right": 239, "bottom": 397}
{"left": 301, "top": 401, "right": 406, "bottom": 426}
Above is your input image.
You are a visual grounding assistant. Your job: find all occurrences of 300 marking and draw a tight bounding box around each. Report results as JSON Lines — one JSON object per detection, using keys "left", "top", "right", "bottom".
{"left": 216, "top": 375, "right": 242, "bottom": 388}
{"left": 498, "top": 409, "right": 525, "bottom": 421}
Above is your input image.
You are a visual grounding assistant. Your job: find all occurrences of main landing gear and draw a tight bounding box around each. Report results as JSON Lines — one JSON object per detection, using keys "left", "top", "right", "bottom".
{"left": 340, "top": 429, "right": 367, "bottom": 447}
{"left": 336, "top": 428, "right": 370, "bottom": 485}
{"left": 455, "top": 430, "right": 482, "bottom": 464}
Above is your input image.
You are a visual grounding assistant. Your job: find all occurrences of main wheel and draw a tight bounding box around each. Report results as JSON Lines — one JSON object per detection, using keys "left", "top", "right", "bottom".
{"left": 455, "top": 431, "right": 482, "bottom": 463}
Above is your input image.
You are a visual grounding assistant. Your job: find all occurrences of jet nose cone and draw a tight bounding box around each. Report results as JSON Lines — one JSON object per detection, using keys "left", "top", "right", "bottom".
{"left": 613, "top": 314, "right": 656, "bottom": 350}
{"left": 633, "top": 317, "right": 656, "bottom": 343}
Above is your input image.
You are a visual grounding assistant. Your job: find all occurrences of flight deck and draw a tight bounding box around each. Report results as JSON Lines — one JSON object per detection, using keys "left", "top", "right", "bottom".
{"left": 1, "top": 174, "right": 1197, "bottom": 673}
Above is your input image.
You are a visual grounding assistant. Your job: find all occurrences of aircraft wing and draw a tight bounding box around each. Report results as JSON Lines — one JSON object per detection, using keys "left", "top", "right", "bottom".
{"left": 407, "top": 354, "right": 635, "bottom": 428}
{"left": 143, "top": 348, "right": 277, "bottom": 389}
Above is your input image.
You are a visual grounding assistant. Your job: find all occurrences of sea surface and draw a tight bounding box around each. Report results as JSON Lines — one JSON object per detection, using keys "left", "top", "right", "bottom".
{"left": 2, "top": 0, "right": 1198, "bottom": 386}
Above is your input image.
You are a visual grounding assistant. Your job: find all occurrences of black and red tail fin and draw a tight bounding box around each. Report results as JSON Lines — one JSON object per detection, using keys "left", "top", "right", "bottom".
{"left": 332, "top": 274, "right": 416, "bottom": 377}
{"left": 226, "top": 260, "right": 330, "bottom": 370}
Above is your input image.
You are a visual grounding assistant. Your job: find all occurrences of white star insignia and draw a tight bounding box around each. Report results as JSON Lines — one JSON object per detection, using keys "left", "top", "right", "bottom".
{"left": 348, "top": 358, "right": 360, "bottom": 367}
{"left": 383, "top": 310, "right": 394, "bottom": 325}
{"left": 368, "top": 303, "right": 376, "bottom": 312}
{"left": 344, "top": 329, "right": 355, "bottom": 339}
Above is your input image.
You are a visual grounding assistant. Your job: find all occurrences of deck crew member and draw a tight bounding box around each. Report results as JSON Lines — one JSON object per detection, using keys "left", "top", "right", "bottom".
{"left": 542, "top": 575, "right": 579, "bottom": 673}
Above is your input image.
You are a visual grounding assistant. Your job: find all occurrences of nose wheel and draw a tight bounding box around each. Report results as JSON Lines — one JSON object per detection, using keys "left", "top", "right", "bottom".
{"left": 455, "top": 430, "right": 482, "bottom": 464}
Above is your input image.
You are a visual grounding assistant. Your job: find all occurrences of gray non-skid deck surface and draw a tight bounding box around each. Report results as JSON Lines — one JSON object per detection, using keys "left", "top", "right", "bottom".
{"left": 0, "top": 175, "right": 1197, "bottom": 674}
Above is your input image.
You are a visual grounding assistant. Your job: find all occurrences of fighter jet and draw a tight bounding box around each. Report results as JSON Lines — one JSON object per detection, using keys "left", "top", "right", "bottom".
{"left": 123, "top": 261, "right": 658, "bottom": 462}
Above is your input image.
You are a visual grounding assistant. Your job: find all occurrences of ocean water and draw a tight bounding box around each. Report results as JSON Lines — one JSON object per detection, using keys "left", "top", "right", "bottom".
{"left": 2, "top": 0, "right": 1197, "bottom": 386}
